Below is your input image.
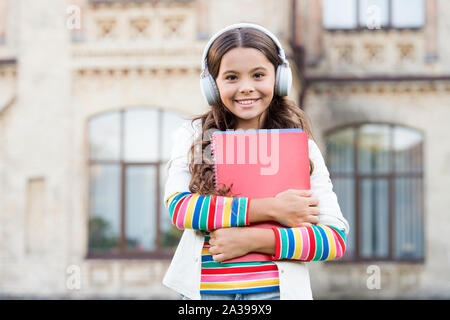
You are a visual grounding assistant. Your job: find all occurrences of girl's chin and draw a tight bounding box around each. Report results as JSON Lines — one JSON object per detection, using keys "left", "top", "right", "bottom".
{"left": 235, "top": 110, "right": 259, "bottom": 118}
{"left": 234, "top": 113, "right": 263, "bottom": 123}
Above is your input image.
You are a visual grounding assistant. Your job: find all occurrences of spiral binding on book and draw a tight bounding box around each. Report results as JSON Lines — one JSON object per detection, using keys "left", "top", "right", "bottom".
{"left": 211, "top": 132, "right": 219, "bottom": 191}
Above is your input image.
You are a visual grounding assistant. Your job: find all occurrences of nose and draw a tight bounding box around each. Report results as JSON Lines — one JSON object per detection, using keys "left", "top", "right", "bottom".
{"left": 239, "top": 78, "right": 255, "bottom": 94}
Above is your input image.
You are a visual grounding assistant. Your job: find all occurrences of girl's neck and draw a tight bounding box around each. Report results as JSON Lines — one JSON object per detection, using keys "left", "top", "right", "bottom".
{"left": 235, "top": 125, "right": 258, "bottom": 131}
{"left": 234, "top": 113, "right": 266, "bottom": 131}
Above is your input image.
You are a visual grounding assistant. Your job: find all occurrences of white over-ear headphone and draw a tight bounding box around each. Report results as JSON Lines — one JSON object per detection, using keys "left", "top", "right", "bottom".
{"left": 200, "top": 23, "right": 293, "bottom": 106}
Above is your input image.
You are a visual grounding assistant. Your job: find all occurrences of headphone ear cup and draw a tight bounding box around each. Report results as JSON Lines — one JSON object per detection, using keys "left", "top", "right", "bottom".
{"left": 200, "top": 74, "right": 221, "bottom": 106}
{"left": 275, "top": 64, "right": 292, "bottom": 96}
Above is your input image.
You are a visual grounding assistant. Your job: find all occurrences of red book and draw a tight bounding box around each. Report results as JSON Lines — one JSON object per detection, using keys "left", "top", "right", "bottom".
{"left": 211, "top": 129, "right": 310, "bottom": 262}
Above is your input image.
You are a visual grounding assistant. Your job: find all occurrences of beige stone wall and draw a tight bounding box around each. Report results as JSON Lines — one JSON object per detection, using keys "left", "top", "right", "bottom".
{"left": 1, "top": 0, "right": 71, "bottom": 296}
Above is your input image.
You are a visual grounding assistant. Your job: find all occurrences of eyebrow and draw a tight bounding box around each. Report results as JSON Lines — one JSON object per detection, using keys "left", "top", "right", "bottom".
{"left": 222, "top": 66, "right": 268, "bottom": 74}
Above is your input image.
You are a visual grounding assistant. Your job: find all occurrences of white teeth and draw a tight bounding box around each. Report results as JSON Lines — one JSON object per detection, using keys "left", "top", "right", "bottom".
{"left": 237, "top": 100, "right": 257, "bottom": 105}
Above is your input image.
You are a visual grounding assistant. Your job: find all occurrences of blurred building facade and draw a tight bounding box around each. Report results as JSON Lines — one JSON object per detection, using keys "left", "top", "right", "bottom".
{"left": 0, "top": 0, "right": 449, "bottom": 299}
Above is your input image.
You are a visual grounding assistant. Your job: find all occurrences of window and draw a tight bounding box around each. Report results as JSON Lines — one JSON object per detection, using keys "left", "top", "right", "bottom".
{"left": 323, "top": 0, "right": 358, "bottom": 30}
{"left": 326, "top": 123, "right": 424, "bottom": 261}
{"left": 87, "top": 107, "right": 188, "bottom": 258}
{"left": 323, "top": 0, "right": 424, "bottom": 30}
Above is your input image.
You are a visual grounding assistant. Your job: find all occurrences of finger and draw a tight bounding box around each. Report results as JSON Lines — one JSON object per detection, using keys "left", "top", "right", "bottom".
{"left": 212, "top": 254, "right": 226, "bottom": 262}
{"left": 307, "top": 197, "right": 319, "bottom": 206}
{"left": 299, "top": 222, "right": 312, "bottom": 227}
{"left": 309, "top": 207, "right": 320, "bottom": 215}
{"left": 309, "top": 216, "right": 320, "bottom": 225}
{"left": 291, "top": 189, "right": 313, "bottom": 197}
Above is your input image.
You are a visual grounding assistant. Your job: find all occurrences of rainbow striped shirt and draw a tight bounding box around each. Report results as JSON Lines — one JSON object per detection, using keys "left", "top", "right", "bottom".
{"left": 272, "top": 224, "right": 347, "bottom": 261}
{"left": 200, "top": 233, "right": 280, "bottom": 294}
{"left": 167, "top": 192, "right": 249, "bottom": 230}
{"left": 167, "top": 192, "right": 347, "bottom": 294}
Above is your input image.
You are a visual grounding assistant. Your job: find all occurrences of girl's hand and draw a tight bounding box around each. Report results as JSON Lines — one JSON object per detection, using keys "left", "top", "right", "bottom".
{"left": 209, "top": 227, "right": 251, "bottom": 262}
{"left": 273, "top": 189, "right": 320, "bottom": 227}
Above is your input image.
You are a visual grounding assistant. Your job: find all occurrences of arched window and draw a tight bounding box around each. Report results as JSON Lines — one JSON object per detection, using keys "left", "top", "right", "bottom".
{"left": 87, "top": 107, "right": 188, "bottom": 258}
{"left": 326, "top": 123, "right": 424, "bottom": 261}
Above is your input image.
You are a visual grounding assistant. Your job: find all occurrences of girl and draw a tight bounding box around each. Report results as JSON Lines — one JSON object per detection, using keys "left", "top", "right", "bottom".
{"left": 163, "top": 23, "right": 349, "bottom": 300}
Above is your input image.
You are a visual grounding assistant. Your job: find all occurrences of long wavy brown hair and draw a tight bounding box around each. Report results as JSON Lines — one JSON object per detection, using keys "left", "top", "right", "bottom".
{"left": 188, "top": 27, "right": 315, "bottom": 197}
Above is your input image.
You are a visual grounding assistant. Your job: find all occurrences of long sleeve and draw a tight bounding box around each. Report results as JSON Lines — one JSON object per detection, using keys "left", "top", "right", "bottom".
{"left": 167, "top": 192, "right": 250, "bottom": 231}
{"left": 271, "top": 224, "right": 347, "bottom": 261}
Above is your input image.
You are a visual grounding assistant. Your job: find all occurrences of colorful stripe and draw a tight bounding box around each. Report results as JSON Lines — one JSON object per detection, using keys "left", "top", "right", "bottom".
{"left": 168, "top": 192, "right": 189, "bottom": 224}
{"left": 191, "top": 195, "right": 204, "bottom": 230}
{"left": 200, "top": 196, "right": 210, "bottom": 230}
{"left": 184, "top": 193, "right": 199, "bottom": 229}
{"left": 215, "top": 196, "right": 225, "bottom": 229}
{"left": 323, "top": 225, "right": 335, "bottom": 260}
{"left": 167, "top": 192, "right": 250, "bottom": 231}
{"left": 299, "top": 227, "right": 309, "bottom": 260}
{"left": 292, "top": 228, "right": 302, "bottom": 259}
{"left": 201, "top": 235, "right": 280, "bottom": 294}
{"left": 201, "top": 279, "right": 279, "bottom": 290}
{"left": 313, "top": 225, "right": 324, "bottom": 260}
{"left": 176, "top": 193, "right": 192, "bottom": 229}
{"left": 223, "top": 197, "right": 233, "bottom": 228}
{"left": 207, "top": 196, "right": 216, "bottom": 230}
{"left": 201, "top": 286, "right": 279, "bottom": 295}
{"left": 272, "top": 224, "right": 347, "bottom": 261}
{"left": 201, "top": 271, "right": 279, "bottom": 283}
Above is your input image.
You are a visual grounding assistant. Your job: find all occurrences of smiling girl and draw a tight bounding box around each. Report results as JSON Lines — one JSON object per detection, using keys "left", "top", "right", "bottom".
{"left": 163, "top": 23, "right": 349, "bottom": 300}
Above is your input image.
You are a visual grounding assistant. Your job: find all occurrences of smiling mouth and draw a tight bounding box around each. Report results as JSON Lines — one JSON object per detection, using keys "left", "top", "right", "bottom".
{"left": 234, "top": 98, "right": 260, "bottom": 107}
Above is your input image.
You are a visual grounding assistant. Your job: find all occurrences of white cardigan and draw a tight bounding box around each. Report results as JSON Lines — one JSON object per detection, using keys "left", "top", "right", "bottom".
{"left": 162, "top": 119, "right": 349, "bottom": 300}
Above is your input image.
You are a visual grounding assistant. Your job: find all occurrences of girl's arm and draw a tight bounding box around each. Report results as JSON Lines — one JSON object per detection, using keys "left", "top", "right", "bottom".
{"left": 167, "top": 189, "right": 318, "bottom": 231}
{"left": 270, "top": 224, "right": 347, "bottom": 261}
{"left": 167, "top": 191, "right": 278, "bottom": 231}
{"left": 209, "top": 224, "right": 347, "bottom": 262}
{"left": 167, "top": 192, "right": 248, "bottom": 230}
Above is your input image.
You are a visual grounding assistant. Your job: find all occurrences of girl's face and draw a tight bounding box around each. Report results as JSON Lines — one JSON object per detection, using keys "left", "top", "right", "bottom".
{"left": 215, "top": 47, "right": 276, "bottom": 130}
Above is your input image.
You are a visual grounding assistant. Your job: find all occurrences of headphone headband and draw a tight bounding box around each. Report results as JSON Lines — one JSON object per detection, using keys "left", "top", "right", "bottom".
{"left": 200, "top": 23, "right": 289, "bottom": 77}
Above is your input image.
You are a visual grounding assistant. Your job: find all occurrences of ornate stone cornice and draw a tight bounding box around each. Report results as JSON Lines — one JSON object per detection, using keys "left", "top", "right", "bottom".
{"left": 308, "top": 80, "right": 450, "bottom": 96}
{"left": 73, "top": 65, "right": 201, "bottom": 78}
{"left": 89, "top": 0, "right": 195, "bottom": 10}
